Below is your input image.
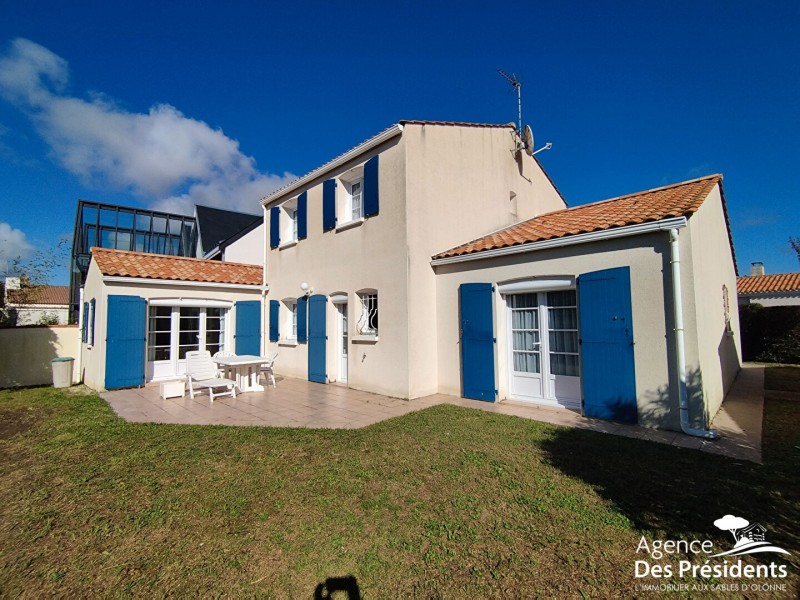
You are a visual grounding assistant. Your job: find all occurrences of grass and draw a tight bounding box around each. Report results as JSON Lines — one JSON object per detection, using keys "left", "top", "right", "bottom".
{"left": 0, "top": 370, "right": 798, "bottom": 598}
{"left": 765, "top": 365, "right": 800, "bottom": 393}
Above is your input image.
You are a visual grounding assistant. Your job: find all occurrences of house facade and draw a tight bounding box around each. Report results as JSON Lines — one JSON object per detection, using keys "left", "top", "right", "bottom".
{"left": 80, "top": 249, "right": 263, "bottom": 391}
{"left": 3, "top": 278, "right": 70, "bottom": 326}
{"left": 261, "top": 121, "right": 741, "bottom": 433}
{"left": 262, "top": 121, "right": 566, "bottom": 399}
{"left": 737, "top": 272, "right": 800, "bottom": 306}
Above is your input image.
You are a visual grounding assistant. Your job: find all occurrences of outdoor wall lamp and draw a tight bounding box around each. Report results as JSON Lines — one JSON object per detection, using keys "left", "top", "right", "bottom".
{"left": 300, "top": 282, "right": 313, "bottom": 296}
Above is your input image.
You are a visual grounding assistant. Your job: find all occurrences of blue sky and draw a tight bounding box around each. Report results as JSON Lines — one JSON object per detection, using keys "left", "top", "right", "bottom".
{"left": 0, "top": 1, "right": 798, "bottom": 284}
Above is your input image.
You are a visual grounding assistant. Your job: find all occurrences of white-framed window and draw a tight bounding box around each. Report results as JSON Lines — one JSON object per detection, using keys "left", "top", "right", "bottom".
{"left": 356, "top": 290, "right": 378, "bottom": 336}
{"left": 282, "top": 200, "right": 298, "bottom": 243}
{"left": 283, "top": 299, "right": 297, "bottom": 339}
{"left": 349, "top": 179, "right": 363, "bottom": 221}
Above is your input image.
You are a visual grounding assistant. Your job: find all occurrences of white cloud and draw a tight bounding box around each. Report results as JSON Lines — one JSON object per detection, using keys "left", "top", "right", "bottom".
{"left": 0, "top": 222, "right": 35, "bottom": 265}
{"left": 0, "top": 38, "right": 295, "bottom": 214}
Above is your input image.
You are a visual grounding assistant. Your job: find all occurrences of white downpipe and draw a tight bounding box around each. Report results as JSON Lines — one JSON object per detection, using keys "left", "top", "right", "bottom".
{"left": 669, "top": 228, "right": 718, "bottom": 440}
{"left": 76, "top": 286, "right": 84, "bottom": 383}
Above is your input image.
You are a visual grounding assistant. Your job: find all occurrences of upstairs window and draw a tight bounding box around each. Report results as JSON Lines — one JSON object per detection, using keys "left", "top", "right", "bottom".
{"left": 282, "top": 200, "right": 298, "bottom": 244}
{"left": 349, "top": 179, "right": 363, "bottom": 221}
{"left": 356, "top": 291, "right": 378, "bottom": 337}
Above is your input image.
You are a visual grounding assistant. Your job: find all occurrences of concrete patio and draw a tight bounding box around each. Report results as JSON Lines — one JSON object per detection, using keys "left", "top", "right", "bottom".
{"left": 102, "top": 364, "right": 766, "bottom": 463}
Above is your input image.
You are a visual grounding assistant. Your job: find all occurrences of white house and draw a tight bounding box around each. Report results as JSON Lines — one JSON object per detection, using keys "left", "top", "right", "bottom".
{"left": 261, "top": 120, "right": 741, "bottom": 434}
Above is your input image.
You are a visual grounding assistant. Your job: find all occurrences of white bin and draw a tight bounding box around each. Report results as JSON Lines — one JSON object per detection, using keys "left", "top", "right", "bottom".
{"left": 51, "top": 357, "right": 74, "bottom": 388}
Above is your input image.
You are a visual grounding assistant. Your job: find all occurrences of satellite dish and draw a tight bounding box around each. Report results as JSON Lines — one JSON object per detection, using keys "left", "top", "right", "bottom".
{"left": 523, "top": 124, "right": 534, "bottom": 156}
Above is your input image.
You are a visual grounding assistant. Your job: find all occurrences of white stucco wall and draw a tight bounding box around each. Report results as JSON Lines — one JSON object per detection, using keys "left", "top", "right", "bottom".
{"left": 8, "top": 305, "right": 70, "bottom": 326}
{"left": 738, "top": 293, "right": 800, "bottom": 307}
{"left": 223, "top": 224, "right": 263, "bottom": 265}
{"left": 685, "top": 184, "right": 741, "bottom": 424}
{"left": 0, "top": 325, "right": 80, "bottom": 388}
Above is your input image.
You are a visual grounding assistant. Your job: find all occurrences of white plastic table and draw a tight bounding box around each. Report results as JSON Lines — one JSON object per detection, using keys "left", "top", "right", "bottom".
{"left": 212, "top": 355, "right": 270, "bottom": 393}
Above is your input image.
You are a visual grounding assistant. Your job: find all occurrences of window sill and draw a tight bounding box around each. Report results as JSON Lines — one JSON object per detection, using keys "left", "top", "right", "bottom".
{"left": 352, "top": 335, "right": 378, "bottom": 344}
{"left": 278, "top": 339, "right": 298, "bottom": 347}
{"left": 336, "top": 218, "right": 365, "bottom": 232}
{"left": 279, "top": 240, "right": 298, "bottom": 250}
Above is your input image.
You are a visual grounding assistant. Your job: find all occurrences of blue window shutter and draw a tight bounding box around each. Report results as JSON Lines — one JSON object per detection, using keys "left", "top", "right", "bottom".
{"left": 323, "top": 179, "right": 336, "bottom": 231}
{"left": 82, "top": 302, "right": 89, "bottom": 343}
{"left": 578, "top": 266, "right": 638, "bottom": 424}
{"left": 270, "top": 206, "right": 280, "bottom": 248}
{"left": 297, "top": 296, "right": 308, "bottom": 343}
{"left": 104, "top": 295, "right": 146, "bottom": 389}
{"left": 235, "top": 300, "right": 261, "bottom": 355}
{"left": 307, "top": 294, "right": 327, "bottom": 383}
{"left": 459, "top": 283, "right": 496, "bottom": 401}
{"left": 269, "top": 299, "right": 280, "bottom": 342}
{"left": 90, "top": 298, "right": 96, "bottom": 346}
{"left": 297, "top": 192, "right": 308, "bottom": 240}
{"left": 364, "top": 154, "right": 379, "bottom": 217}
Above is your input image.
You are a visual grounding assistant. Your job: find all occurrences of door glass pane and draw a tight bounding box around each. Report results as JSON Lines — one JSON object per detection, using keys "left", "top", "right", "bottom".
{"left": 510, "top": 293, "right": 540, "bottom": 373}
{"left": 547, "top": 290, "right": 579, "bottom": 377}
{"left": 205, "top": 307, "right": 226, "bottom": 355}
{"left": 178, "top": 307, "right": 200, "bottom": 359}
{"left": 147, "top": 306, "right": 172, "bottom": 362}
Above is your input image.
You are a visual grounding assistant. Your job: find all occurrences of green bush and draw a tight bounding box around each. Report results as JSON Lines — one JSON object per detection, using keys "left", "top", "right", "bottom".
{"left": 738, "top": 303, "right": 800, "bottom": 363}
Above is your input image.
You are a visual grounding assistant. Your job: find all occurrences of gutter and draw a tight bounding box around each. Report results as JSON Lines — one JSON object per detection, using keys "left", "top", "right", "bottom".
{"left": 431, "top": 217, "right": 688, "bottom": 266}
{"left": 261, "top": 124, "right": 404, "bottom": 207}
{"left": 262, "top": 204, "right": 268, "bottom": 355}
{"left": 668, "top": 228, "right": 718, "bottom": 440}
{"left": 102, "top": 276, "right": 263, "bottom": 291}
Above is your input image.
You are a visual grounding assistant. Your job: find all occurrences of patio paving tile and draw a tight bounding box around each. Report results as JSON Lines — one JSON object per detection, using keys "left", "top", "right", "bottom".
{"left": 101, "top": 365, "right": 764, "bottom": 461}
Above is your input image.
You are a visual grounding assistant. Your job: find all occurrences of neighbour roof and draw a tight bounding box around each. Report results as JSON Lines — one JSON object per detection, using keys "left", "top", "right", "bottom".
{"left": 195, "top": 205, "right": 260, "bottom": 255}
{"left": 6, "top": 285, "right": 70, "bottom": 306}
{"left": 433, "top": 174, "right": 724, "bottom": 260}
{"left": 399, "top": 120, "right": 514, "bottom": 129}
{"left": 737, "top": 272, "right": 800, "bottom": 295}
{"left": 91, "top": 248, "right": 262, "bottom": 286}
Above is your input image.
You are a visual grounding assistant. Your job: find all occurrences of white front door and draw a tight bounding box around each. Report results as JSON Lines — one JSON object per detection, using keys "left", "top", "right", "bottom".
{"left": 337, "top": 303, "right": 348, "bottom": 383}
{"left": 507, "top": 290, "right": 581, "bottom": 408}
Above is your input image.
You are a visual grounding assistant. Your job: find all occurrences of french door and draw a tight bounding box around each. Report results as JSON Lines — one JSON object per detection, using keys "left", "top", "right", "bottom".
{"left": 507, "top": 290, "right": 581, "bottom": 407}
{"left": 146, "top": 305, "right": 227, "bottom": 380}
{"left": 337, "top": 303, "right": 348, "bottom": 383}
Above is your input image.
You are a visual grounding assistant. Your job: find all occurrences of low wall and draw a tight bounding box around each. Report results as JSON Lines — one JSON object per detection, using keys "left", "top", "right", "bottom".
{"left": 0, "top": 325, "right": 81, "bottom": 388}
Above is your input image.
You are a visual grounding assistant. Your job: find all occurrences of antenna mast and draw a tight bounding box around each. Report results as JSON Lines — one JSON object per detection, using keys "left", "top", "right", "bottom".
{"left": 497, "top": 69, "right": 522, "bottom": 134}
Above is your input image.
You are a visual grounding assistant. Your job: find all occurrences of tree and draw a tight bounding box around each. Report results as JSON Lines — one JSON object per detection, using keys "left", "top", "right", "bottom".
{"left": 791, "top": 236, "right": 800, "bottom": 264}
{"left": 714, "top": 514, "right": 750, "bottom": 544}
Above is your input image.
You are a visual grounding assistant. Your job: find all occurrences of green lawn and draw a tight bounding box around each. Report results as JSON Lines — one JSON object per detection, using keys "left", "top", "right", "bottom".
{"left": 0, "top": 370, "right": 798, "bottom": 598}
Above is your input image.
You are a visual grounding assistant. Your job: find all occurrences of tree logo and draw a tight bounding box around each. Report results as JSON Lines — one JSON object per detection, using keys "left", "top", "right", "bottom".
{"left": 711, "top": 515, "right": 790, "bottom": 557}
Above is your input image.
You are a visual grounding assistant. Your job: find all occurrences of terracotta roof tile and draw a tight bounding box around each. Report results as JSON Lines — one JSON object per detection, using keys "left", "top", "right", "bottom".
{"left": 434, "top": 174, "right": 723, "bottom": 260}
{"left": 737, "top": 273, "right": 800, "bottom": 295}
{"left": 92, "top": 248, "right": 262, "bottom": 286}
{"left": 7, "top": 285, "right": 69, "bottom": 305}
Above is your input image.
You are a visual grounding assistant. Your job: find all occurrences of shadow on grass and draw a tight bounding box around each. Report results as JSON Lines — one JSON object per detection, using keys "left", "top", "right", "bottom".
{"left": 314, "top": 575, "right": 361, "bottom": 599}
{"left": 539, "top": 397, "right": 800, "bottom": 565}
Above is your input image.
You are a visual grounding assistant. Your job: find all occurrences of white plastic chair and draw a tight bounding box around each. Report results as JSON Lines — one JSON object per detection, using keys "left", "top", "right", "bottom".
{"left": 260, "top": 351, "right": 278, "bottom": 388}
{"left": 213, "top": 350, "right": 234, "bottom": 379}
{"left": 186, "top": 350, "right": 236, "bottom": 401}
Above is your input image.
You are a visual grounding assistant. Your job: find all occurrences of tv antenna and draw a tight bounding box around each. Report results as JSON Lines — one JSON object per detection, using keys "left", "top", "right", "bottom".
{"left": 498, "top": 68, "right": 553, "bottom": 156}
{"left": 497, "top": 69, "right": 523, "bottom": 135}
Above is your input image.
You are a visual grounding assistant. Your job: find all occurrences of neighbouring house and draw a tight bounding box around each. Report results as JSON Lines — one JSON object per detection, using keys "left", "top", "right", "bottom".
{"left": 79, "top": 249, "right": 263, "bottom": 391}
{"left": 194, "top": 204, "right": 262, "bottom": 261}
{"left": 737, "top": 268, "right": 800, "bottom": 306}
{"left": 260, "top": 120, "right": 741, "bottom": 433}
{"left": 3, "top": 277, "right": 70, "bottom": 325}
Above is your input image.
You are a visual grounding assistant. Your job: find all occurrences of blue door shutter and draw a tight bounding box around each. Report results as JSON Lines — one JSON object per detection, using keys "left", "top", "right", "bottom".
{"left": 323, "top": 179, "right": 336, "bottom": 231}
{"left": 297, "top": 296, "right": 308, "bottom": 343}
{"left": 308, "top": 294, "right": 327, "bottom": 383}
{"left": 269, "top": 300, "right": 280, "bottom": 342}
{"left": 297, "top": 192, "right": 308, "bottom": 240}
{"left": 270, "top": 206, "right": 280, "bottom": 248}
{"left": 364, "top": 154, "right": 379, "bottom": 217}
{"left": 235, "top": 300, "right": 261, "bottom": 355}
{"left": 578, "top": 266, "right": 638, "bottom": 423}
{"left": 105, "top": 295, "right": 146, "bottom": 389}
{"left": 459, "top": 283, "right": 496, "bottom": 401}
